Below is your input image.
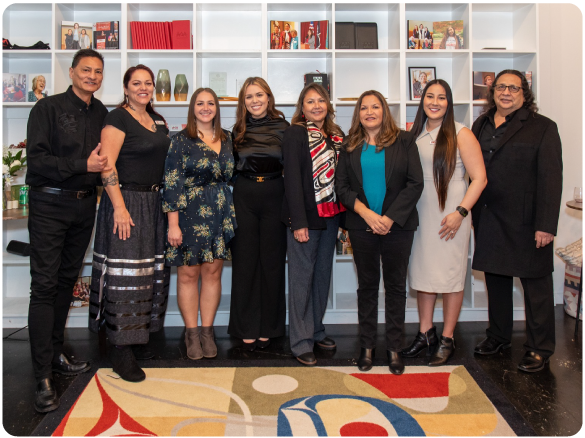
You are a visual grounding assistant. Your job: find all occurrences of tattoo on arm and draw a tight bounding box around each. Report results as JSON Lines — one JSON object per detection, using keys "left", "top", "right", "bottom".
{"left": 102, "top": 170, "right": 119, "bottom": 187}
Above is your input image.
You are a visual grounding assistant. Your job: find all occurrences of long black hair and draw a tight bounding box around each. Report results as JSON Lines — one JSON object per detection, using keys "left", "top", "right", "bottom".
{"left": 410, "top": 79, "right": 457, "bottom": 211}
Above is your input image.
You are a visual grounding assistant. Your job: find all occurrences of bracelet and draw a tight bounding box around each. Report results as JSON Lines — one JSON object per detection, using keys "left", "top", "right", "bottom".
{"left": 456, "top": 206, "right": 468, "bottom": 217}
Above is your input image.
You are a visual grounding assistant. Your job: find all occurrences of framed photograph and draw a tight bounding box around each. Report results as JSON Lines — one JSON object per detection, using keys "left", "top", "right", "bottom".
{"left": 27, "top": 73, "right": 51, "bottom": 102}
{"left": 409, "top": 67, "right": 436, "bottom": 100}
{"left": 473, "top": 71, "right": 495, "bottom": 101}
{"left": 71, "top": 276, "right": 91, "bottom": 308}
{"left": 3, "top": 73, "right": 26, "bottom": 102}
{"left": 61, "top": 21, "right": 93, "bottom": 50}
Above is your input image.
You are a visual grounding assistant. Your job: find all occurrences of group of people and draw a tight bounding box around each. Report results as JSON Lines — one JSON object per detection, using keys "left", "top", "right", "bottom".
{"left": 25, "top": 48, "right": 563, "bottom": 414}
{"left": 409, "top": 23, "right": 433, "bottom": 49}
{"left": 271, "top": 22, "right": 300, "bottom": 50}
{"left": 64, "top": 23, "right": 90, "bottom": 50}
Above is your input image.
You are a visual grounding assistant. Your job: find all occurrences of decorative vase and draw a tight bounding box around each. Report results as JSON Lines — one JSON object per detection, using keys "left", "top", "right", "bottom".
{"left": 155, "top": 69, "right": 171, "bottom": 102}
{"left": 174, "top": 74, "right": 189, "bottom": 101}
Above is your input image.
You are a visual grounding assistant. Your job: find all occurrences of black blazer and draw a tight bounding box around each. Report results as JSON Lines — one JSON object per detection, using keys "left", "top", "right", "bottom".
{"left": 471, "top": 107, "right": 563, "bottom": 278}
{"left": 281, "top": 124, "right": 345, "bottom": 230}
{"left": 336, "top": 131, "right": 424, "bottom": 231}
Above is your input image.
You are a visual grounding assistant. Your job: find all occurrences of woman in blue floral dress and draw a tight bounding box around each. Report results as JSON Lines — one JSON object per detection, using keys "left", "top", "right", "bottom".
{"left": 162, "top": 88, "right": 236, "bottom": 360}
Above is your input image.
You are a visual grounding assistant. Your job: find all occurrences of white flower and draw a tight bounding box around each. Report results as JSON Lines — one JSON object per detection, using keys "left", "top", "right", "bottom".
{"left": 11, "top": 160, "right": 21, "bottom": 168}
{"left": 3, "top": 165, "right": 9, "bottom": 175}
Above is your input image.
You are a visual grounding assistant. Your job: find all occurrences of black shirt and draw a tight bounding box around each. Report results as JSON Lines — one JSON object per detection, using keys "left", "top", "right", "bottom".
{"left": 233, "top": 115, "right": 290, "bottom": 175}
{"left": 478, "top": 108, "right": 519, "bottom": 164}
{"left": 26, "top": 86, "right": 108, "bottom": 190}
{"left": 104, "top": 108, "right": 170, "bottom": 186}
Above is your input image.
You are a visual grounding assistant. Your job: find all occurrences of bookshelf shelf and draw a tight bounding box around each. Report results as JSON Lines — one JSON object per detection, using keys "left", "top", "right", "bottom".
{"left": 2, "top": 1, "right": 541, "bottom": 328}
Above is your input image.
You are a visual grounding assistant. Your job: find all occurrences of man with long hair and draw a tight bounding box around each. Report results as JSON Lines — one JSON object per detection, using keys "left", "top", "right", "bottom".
{"left": 471, "top": 69, "right": 562, "bottom": 373}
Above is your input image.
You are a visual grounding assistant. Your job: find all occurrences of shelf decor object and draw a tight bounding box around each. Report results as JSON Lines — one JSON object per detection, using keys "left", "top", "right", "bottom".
{"left": 155, "top": 69, "right": 171, "bottom": 102}
{"left": 174, "top": 74, "right": 189, "bottom": 101}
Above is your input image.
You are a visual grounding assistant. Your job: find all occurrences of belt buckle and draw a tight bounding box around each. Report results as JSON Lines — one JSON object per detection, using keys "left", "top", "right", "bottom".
{"left": 256, "top": 176, "right": 265, "bottom": 183}
{"left": 77, "top": 191, "right": 85, "bottom": 199}
{"left": 151, "top": 184, "right": 160, "bottom": 191}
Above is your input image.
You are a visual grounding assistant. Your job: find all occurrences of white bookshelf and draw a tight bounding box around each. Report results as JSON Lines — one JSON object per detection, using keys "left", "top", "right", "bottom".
{"left": 2, "top": 2, "right": 537, "bottom": 328}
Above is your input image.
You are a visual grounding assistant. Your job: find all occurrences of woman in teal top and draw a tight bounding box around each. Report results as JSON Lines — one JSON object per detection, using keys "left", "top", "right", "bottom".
{"left": 337, "top": 90, "right": 423, "bottom": 375}
{"left": 361, "top": 143, "right": 386, "bottom": 214}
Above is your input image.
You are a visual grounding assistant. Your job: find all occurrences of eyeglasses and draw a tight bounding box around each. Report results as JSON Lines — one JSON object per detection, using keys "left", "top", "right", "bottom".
{"left": 494, "top": 84, "right": 522, "bottom": 94}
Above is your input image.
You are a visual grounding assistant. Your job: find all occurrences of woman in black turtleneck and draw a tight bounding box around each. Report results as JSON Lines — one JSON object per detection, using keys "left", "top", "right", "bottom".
{"left": 228, "top": 77, "right": 290, "bottom": 350}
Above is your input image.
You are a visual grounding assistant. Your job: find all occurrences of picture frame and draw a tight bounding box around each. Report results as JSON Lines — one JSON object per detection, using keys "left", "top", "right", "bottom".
{"left": 409, "top": 67, "right": 436, "bottom": 100}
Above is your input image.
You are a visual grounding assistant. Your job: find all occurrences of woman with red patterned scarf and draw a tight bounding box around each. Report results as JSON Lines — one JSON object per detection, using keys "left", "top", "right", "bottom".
{"left": 281, "top": 83, "right": 345, "bottom": 367}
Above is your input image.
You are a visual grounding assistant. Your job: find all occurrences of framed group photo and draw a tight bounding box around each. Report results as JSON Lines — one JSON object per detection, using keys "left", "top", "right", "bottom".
{"left": 409, "top": 67, "right": 436, "bottom": 100}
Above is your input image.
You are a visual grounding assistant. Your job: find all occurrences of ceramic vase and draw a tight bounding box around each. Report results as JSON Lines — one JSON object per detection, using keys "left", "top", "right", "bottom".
{"left": 155, "top": 69, "right": 171, "bottom": 102}
{"left": 174, "top": 74, "right": 189, "bottom": 101}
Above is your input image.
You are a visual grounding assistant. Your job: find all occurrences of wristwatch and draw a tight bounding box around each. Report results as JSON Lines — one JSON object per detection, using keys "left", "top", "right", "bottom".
{"left": 456, "top": 206, "right": 468, "bottom": 217}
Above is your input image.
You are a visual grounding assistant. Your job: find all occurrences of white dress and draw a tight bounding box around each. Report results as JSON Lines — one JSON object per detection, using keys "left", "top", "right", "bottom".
{"left": 408, "top": 121, "right": 470, "bottom": 293}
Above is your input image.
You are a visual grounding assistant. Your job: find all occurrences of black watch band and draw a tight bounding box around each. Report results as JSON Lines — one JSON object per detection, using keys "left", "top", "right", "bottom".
{"left": 456, "top": 206, "right": 468, "bottom": 217}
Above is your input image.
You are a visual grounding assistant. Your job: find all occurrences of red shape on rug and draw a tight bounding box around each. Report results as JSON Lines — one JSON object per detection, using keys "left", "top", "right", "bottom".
{"left": 340, "top": 422, "right": 389, "bottom": 436}
{"left": 351, "top": 373, "right": 451, "bottom": 398}
{"left": 53, "top": 398, "right": 80, "bottom": 436}
{"left": 83, "top": 374, "right": 156, "bottom": 436}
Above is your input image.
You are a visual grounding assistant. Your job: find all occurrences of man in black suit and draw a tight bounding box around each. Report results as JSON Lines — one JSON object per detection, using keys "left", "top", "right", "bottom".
{"left": 471, "top": 69, "right": 563, "bottom": 373}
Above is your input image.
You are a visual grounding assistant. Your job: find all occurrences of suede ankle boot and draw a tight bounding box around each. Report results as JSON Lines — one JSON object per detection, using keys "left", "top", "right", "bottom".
{"left": 200, "top": 326, "right": 217, "bottom": 358}
{"left": 185, "top": 327, "right": 203, "bottom": 360}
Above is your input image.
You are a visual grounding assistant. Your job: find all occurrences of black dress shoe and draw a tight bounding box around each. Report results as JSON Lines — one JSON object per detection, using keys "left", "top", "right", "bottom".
{"left": 34, "top": 378, "right": 59, "bottom": 413}
{"left": 357, "top": 348, "right": 375, "bottom": 372}
{"left": 474, "top": 337, "right": 511, "bottom": 355}
{"left": 402, "top": 326, "right": 438, "bottom": 358}
{"left": 387, "top": 350, "right": 404, "bottom": 375}
{"left": 109, "top": 346, "right": 146, "bottom": 382}
{"left": 429, "top": 336, "right": 455, "bottom": 366}
{"left": 132, "top": 344, "right": 155, "bottom": 360}
{"left": 296, "top": 352, "right": 317, "bottom": 366}
{"left": 52, "top": 352, "right": 90, "bottom": 376}
{"left": 257, "top": 339, "right": 271, "bottom": 349}
{"left": 316, "top": 337, "right": 336, "bottom": 350}
{"left": 242, "top": 340, "right": 257, "bottom": 351}
{"left": 518, "top": 351, "right": 550, "bottom": 373}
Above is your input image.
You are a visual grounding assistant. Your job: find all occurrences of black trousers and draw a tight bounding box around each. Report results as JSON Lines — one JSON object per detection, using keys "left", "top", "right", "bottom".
{"left": 349, "top": 229, "right": 415, "bottom": 351}
{"left": 228, "top": 176, "right": 287, "bottom": 339}
{"left": 27, "top": 190, "right": 97, "bottom": 382}
{"left": 485, "top": 272, "right": 556, "bottom": 357}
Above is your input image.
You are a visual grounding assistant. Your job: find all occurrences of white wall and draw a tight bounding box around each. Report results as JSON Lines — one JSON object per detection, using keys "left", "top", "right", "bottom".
{"left": 538, "top": 3, "right": 583, "bottom": 304}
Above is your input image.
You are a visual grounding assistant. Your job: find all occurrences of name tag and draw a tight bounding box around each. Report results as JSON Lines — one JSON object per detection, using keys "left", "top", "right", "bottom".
{"left": 155, "top": 120, "right": 165, "bottom": 125}
{"left": 430, "top": 140, "right": 436, "bottom": 144}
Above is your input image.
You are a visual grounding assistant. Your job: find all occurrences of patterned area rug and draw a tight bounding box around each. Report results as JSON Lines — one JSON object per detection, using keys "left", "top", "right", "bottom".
{"left": 35, "top": 361, "right": 534, "bottom": 436}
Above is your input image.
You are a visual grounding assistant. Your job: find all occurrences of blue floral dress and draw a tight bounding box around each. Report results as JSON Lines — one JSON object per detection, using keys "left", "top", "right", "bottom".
{"left": 162, "top": 129, "right": 236, "bottom": 265}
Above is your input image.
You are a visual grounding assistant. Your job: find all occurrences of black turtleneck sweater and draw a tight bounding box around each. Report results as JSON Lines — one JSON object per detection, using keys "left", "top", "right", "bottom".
{"left": 232, "top": 115, "right": 290, "bottom": 175}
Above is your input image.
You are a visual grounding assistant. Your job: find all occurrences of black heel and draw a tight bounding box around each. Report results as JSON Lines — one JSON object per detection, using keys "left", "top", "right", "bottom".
{"left": 357, "top": 348, "right": 375, "bottom": 372}
{"left": 428, "top": 336, "right": 455, "bottom": 366}
{"left": 402, "top": 326, "right": 438, "bottom": 358}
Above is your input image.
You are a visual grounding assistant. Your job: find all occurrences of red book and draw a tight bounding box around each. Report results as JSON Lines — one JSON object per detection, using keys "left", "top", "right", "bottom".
{"left": 165, "top": 21, "right": 171, "bottom": 49}
{"left": 146, "top": 22, "right": 154, "bottom": 49}
{"left": 138, "top": 21, "right": 145, "bottom": 49}
{"left": 158, "top": 22, "right": 165, "bottom": 49}
{"left": 172, "top": 20, "right": 191, "bottom": 49}
{"left": 130, "top": 21, "right": 136, "bottom": 49}
{"left": 156, "top": 22, "right": 163, "bottom": 49}
{"left": 135, "top": 21, "right": 142, "bottom": 49}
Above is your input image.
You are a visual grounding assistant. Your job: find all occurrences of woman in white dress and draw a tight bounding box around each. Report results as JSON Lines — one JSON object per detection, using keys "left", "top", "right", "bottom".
{"left": 404, "top": 79, "right": 486, "bottom": 366}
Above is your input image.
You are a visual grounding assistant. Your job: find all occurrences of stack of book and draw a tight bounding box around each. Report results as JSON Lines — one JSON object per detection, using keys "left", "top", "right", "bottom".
{"left": 335, "top": 22, "right": 378, "bottom": 50}
{"left": 130, "top": 20, "right": 191, "bottom": 50}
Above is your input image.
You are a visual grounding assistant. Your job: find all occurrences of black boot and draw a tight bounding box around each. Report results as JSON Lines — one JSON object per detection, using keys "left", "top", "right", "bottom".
{"left": 429, "top": 336, "right": 455, "bottom": 366}
{"left": 387, "top": 350, "right": 404, "bottom": 375}
{"left": 401, "top": 326, "right": 438, "bottom": 357}
{"left": 109, "top": 346, "right": 146, "bottom": 382}
{"left": 357, "top": 348, "right": 375, "bottom": 372}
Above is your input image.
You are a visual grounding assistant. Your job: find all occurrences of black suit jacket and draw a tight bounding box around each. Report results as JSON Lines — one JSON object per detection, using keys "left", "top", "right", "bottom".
{"left": 336, "top": 131, "right": 424, "bottom": 231}
{"left": 471, "top": 107, "right": 563, "bottom": 277}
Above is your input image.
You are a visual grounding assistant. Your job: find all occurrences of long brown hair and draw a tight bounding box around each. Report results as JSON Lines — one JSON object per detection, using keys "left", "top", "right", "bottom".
{"left": 233, "top": 77, "right": 285, "bottom": 146}
{"left": 118, "top": 64, "right": 166, "bottom": 124}
{"left": 346, "top": 90, "right": 400, "bottom": 153}
{"left": 410, "top": 79, "right": 457, "bottom": 211}
{"left": 185, "top": 88, "right": 226, "bottom": 142}
{"left": 290, "top": 83, "right": 343, "bottom": 137}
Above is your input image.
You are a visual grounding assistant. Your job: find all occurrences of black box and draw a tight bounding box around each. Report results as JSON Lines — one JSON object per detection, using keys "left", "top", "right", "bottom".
{"left": 335, "top": 22, "right": 355, "bottom": 49}
{"left": 304, "top": 73, "right": 330, "bottom": 95}
{"left": 355, "top": 22, "right": 378, "bottom": 49}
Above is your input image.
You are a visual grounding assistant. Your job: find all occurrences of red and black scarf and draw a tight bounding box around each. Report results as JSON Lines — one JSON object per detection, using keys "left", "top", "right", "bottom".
{"left": 306, "top": 120, "right": 345, "bottom": 217}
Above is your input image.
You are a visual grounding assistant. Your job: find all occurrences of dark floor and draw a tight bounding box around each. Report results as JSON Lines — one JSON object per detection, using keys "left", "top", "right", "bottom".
{"left": 3, "top": 305, "right": 582, "bottom": 436}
